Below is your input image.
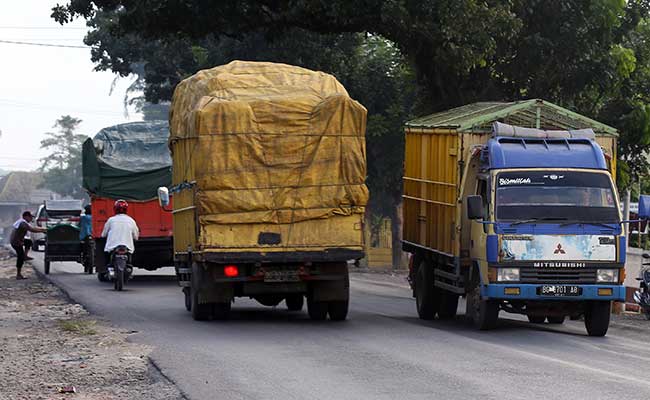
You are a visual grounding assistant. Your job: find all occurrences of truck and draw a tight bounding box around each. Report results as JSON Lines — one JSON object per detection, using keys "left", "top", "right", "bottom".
{"left": 403, "top": 99, "right": 625, "bottom": 336}
{"left": 82, "top": 121, "right": 174, "bottom": 281}
{"left": 161, "top": 61, "right": 368, "bottom": 321}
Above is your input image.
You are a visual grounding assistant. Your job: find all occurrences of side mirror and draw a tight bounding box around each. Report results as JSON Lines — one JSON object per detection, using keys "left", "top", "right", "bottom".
{"left": 466, "top": 195, "right": 485, "bottom": 220}
{"left": 157, "top": 187, "right": 170, "bottom": 208}
{"left": 639, "top": 195, "right": 650, "bottom": 219}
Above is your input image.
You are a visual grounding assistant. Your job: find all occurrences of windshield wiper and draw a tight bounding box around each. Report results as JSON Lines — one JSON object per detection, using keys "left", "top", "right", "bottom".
{"left": 509, "top": 217, "right": 568, "bottom": 226}
{"left": 559, "top": 221, "right": 619, "bottom": 229}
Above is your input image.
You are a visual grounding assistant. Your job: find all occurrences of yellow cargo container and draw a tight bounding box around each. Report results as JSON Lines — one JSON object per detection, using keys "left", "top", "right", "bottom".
{"left": 166, "top": 61, "right": 368, "bottom": 321}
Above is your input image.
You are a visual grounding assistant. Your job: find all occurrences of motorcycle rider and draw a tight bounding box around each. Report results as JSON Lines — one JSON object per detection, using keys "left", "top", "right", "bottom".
{"left": 101, "top": 200, "right": 139, "bottom": 266}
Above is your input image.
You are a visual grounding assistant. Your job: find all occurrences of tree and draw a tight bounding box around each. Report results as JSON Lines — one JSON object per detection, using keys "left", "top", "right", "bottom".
{"left": 39, "top": 115, "right": 87, "bottom": 198}
{"left": 52, "top": 0, "right": 650, "bottom": 259}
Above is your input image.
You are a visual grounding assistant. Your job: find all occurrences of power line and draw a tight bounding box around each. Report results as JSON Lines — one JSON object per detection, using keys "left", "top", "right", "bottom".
{"left": 0, "top": 26, "right": 87, "bottom": 30}
{"left": 0, "top": 39, "right": 88, "bottom": 49}
{"left": 0, "top": 99, "right": 127, "bottom": 118}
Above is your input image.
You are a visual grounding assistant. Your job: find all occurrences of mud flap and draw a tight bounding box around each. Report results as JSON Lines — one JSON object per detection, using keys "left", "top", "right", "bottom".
{"left": 192, "top": 262, "right": 234, "bottom": 304}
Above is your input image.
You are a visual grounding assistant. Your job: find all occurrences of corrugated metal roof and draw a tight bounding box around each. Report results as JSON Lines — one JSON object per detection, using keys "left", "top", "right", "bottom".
{"left": 406, "top": 99, "right": 618, "bottom": 137}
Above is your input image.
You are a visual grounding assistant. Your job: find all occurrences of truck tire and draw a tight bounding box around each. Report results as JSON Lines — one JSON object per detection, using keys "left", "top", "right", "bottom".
{"left": 527, "top": 315, "right": 545, "bottom": 324}
{"left": 468, "top": 285, "right": 499, "bottom": 330}
{"left": 307, "top": 297, "right": 328, "bottom": 321}
{"left": 438, "top": 292, "right": 459, "bottom": 320}
{"left": 191, "top": 289, "right": 212, "bottom": 321}
{"left": 212, "top": 302, "right": 231, "bottom": 320}
{"left": 584, "top": 301, "right": 610, "bottom": 337}
{"left": 191, "top": 263, "right": 212, "bottom": 321}
{"left": 547, "top": 316, "right": 565, "bottom": 324}
{"left": 328, "top": 300, "right": 349, "bottom": 321}
{"left": 44, "top": 260, "right": 50, "bottom": 275}
{"left": 285, "top": 295, "right": 304, "bottom": 311}
{"left": 415, "top": 260, "right": 439, "bottom": 320}
{"left": 183, "top": 288, "right": 191, "bottom": 312}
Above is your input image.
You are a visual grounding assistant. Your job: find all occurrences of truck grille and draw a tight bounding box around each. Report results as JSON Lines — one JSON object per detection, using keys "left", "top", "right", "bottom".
{"left": 520, "top": 268, "right": 597, "bottom": 284}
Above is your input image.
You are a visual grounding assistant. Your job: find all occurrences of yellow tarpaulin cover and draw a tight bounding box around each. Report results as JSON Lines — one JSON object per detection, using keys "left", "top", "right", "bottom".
{"left": 169, "top": 61, "right": 368, "bottom": 251}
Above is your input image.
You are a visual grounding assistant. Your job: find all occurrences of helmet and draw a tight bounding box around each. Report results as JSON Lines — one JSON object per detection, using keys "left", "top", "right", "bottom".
{"left": 114, "top": 199, "right": 128, "bottom": 214}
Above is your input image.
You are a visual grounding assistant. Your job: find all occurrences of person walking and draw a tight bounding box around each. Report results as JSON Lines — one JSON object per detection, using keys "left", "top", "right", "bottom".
{"left": 10, "top": 211, "right": 46, "bottom": 279}
{"left": 79, "top": 205, "right": 94, "bottom": 274}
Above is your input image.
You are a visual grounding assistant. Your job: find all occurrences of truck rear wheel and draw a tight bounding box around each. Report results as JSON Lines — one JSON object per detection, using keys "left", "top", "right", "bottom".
{"left": 212, "top": 302, "right": 231, "bottom": 320}
{"left": 438, "top": 292, "right": 459, "bottom": 320}
{"left": 191, "top": 289, "right": 212, "bottom": 321}
{"left": 527, "top": 315, "right": 545, "bottom": 324}
{"left": 183, "top": 288, "right": 191, "bottom": 311}
{"left": 584, "top": 301, "right": 610, "bottom": 337}
{"left": 415, "top": 260, "right": 439, "bottom": 320}
{"left": 285, "top": 295, "right": 304, "bottom": 311}
{"left": 44, "top": 260, "right": 51, "bottom": 275}
{"left": 328, "top": 300, "right": 349, "bottom": 321}
{"left": 307, "top": 297, "right": 328, "bottom": 321}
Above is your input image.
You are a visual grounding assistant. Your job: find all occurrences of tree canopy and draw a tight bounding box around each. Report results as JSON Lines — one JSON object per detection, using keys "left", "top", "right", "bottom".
{"left": 39, "top": 115, "right": 87, "bottom": 198}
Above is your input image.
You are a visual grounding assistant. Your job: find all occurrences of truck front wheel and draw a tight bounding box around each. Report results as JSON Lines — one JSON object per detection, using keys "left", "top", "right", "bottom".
{"left": 415, "top": 260, "right": 439, "bottom": 320}
{"left": 584, "top": 301, "right": 610, "bottom": 337}
{"left": 468, "top": 286, "right": 499, "bottom": 330}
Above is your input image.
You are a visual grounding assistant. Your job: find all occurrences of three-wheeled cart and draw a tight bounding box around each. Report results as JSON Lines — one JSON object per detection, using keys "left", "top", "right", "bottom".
{"left": 43, "top": 200, "right": 92, "bottom": 274}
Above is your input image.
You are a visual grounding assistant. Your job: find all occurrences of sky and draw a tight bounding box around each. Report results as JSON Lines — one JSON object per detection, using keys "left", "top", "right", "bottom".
{"left": 0, "top": 1, "right": 142, "bottom": 171}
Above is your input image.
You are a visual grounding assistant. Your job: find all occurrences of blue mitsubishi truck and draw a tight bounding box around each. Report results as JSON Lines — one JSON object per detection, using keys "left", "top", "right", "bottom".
{"left": 402, "top": 100, "right": 630, "bottom": 336}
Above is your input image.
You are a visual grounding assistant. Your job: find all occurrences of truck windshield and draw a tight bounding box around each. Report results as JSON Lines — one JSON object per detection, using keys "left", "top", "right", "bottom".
{"left": 495, "top": 171, "right": 619, "bottom": 222}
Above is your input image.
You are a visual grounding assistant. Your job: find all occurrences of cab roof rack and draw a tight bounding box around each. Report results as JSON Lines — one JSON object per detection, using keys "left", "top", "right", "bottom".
{"left": 492, "top": 122, "right": 595, "bottom": 140}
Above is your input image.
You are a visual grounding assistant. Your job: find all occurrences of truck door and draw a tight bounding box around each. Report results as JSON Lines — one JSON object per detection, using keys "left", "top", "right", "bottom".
{"left": 469, "top": 178, "right": 489, "bottom": 264}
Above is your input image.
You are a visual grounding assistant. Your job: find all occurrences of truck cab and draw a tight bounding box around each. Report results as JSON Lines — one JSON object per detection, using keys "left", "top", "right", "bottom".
{"left": 463, "top": 133, "right": 624, "bottom": 335}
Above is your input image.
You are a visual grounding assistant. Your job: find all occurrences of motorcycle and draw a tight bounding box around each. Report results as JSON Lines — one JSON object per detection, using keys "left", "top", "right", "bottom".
{"left": 108, "top": 245, "right": 133, "bottom": 291}
{"left": 634, "top": 253, "right": 650, "bottom": 320}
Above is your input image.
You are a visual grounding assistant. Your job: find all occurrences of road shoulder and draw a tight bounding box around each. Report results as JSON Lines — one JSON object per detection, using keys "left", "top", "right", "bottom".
{"left": 0, "top": 253, "right": 184, "bottom": 399}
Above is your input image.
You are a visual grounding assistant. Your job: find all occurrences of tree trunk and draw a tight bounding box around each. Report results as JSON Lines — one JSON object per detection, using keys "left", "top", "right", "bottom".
{"left": 623, "top": 189, "right": 631, "bottom": 245}
{"left": 389, "top": 202, "right": 403, "bottom": 270}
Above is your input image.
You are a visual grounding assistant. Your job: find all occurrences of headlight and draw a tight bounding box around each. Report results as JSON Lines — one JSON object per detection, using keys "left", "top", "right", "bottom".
{"left": 497, "top": 268, "right": 520, "bottom": 282}
{"left": 596, "top": 269, "right": 618, "bottom": 283}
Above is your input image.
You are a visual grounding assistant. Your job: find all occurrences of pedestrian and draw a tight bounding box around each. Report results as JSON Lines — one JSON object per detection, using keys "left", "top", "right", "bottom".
{"left": 80, "top": 205, "right": 93, "bottom": 271}
{"left": 10, "top": 211, "right": 46, "bottom": 279}
{"left": 79, "top": 204, "right": 92, "bottom": 241}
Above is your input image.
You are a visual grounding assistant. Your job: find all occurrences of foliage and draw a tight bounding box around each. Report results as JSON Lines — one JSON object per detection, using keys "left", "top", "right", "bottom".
{"left": 39, "top": 116, "right": 87, "bottom": 198}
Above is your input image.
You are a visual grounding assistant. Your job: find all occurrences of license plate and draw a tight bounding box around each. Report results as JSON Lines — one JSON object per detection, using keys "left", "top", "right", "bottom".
{"left": 537, "top": 285, "right": 582, "bottom": 296}
{"left": 264, "top": 270, "right": 300, "bottom": 283}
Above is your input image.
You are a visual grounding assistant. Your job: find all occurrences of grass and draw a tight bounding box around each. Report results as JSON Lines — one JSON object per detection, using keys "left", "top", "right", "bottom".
{"left": 57, "top": 319, "right": 97, "bottom": 335}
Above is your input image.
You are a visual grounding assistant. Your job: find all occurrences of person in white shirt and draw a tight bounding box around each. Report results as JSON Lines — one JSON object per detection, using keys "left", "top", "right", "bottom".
{"left": 101, "top": 199, "right": 139, "bottom": 256}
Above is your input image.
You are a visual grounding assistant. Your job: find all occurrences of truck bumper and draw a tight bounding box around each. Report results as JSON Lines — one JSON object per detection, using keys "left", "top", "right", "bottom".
{"left": 481, "top": 284, "right": 625, "bottom": 302}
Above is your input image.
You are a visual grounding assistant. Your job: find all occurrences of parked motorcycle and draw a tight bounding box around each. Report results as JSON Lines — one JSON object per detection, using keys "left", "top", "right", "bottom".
{"left": 108, "top": 245, "right": 133, "bottom": 291}
{"left": 634, "top": 253, "right": 650, "bottom": 320}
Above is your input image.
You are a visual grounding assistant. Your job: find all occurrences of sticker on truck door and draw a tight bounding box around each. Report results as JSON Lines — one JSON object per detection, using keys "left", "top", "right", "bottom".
{"left": 500, "top": 235, "right": 616, "bottom": 262}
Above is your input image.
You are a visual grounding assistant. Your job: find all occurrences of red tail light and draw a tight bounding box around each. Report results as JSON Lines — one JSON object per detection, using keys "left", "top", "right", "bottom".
{"left": 36, "top": 218, "right": 47, "bottom": 226}
{"left": 224, "top": 265, "right": 239, "bottom": 277}
{"left": 69, "top": 217, "right": 80, "bottom": 222}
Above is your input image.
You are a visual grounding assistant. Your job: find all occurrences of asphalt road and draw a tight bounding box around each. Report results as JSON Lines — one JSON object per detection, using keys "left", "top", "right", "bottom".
{"left": 31, "top": 255, "right": 650, "bottom": 400}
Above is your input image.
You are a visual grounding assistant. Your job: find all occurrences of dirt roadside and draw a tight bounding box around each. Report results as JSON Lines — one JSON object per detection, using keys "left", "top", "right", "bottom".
{"left": 0, "top": 253, "right": 184, "bottom": 400}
